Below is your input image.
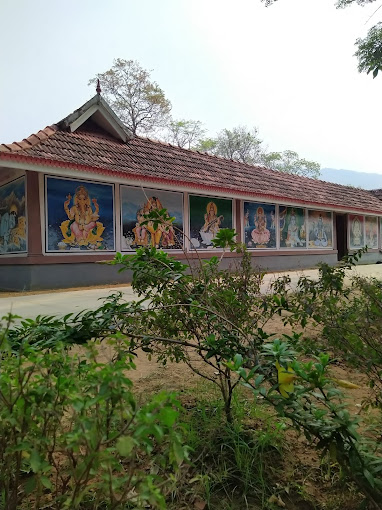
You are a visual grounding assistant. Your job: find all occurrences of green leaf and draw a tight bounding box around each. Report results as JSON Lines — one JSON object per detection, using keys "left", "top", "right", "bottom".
{"left": 41, "top": 475, "right": 52, "bottom": 490}
{"left": 159, "top": 406, "right": 178, "bottom": 427}
{"left": 363, "top": 468, "right": 375, "bottom": 488}
{"left": 24, "top": 475, "right": 37, "bottom": 495}
{"left": 30, "top": 450, "right": 42, "bottom": 473}
{"left": 116, "top": 436, "right": 136, "bottom": 456}
{"left": 172, "top": 439, "right": 185, "bottom": 465}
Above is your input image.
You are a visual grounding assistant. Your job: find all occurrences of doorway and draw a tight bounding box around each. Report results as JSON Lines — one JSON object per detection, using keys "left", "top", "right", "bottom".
{"left": 335, "top": 214, "right": 348, "bottom": 261}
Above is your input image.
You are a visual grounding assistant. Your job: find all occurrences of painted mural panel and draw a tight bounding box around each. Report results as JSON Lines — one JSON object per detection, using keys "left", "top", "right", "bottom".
{"left": 307, "top": 210, "right": 333, "bottom": 248}
{"left": 46, "top": 177, "right": 115, "bottom": 252}
{"left": 0, "top": 177, "right": 27, "bottom": 254}
{"left": 365, "top": 216, "right": 378, "bottom": 249}
{"left": 243, "top": 202, "right": 276, "bottom": 249}
{"left": 121, "top": 186, "right": 184, "bottom": 250}
{"left": 189, "top": 195, "right": 233, "bottom": 249}
{"left": 349, "top": 214, "right": 364, "bottom": 250}
{"left": 279, "top": 207, "right": 306, "bottom": 248}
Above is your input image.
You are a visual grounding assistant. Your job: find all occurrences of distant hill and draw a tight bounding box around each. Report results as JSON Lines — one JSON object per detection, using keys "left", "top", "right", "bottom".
{"left": 320, "top": 168, "right": 382, "bottom": 190}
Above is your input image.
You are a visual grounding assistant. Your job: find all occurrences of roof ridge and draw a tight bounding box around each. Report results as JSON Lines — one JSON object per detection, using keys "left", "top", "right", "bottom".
{"left": 0, "top": 125, "right": 58, "bottom": 153}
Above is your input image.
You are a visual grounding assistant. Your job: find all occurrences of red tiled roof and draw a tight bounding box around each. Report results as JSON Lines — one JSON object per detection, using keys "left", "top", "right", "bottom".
{"left": 370, "top": 189, "right": 382, "bottom": 201}
{"left": 1, "top": 119, "right": 382, "bottom": 214}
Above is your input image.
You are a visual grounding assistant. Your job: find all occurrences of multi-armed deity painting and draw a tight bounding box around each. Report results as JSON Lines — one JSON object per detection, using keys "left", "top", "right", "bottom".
{"left": 243, "top": 202, "right": 276, "bottom": 249}
{"left": 121, "top": 186, "right": 184, "bottom": 250}
{"left": 189, "top": 195, "right": 233, "bottom": 249}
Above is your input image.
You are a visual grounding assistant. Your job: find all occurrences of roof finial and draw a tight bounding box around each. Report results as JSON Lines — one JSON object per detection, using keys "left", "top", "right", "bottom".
{"left": 96, "top": 79, "right": 101, "bottom": 95}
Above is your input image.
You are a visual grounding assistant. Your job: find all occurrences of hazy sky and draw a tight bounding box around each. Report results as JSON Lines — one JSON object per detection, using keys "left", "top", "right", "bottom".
{"left": 1, "top": 0, "right": 381, "bottom": 173}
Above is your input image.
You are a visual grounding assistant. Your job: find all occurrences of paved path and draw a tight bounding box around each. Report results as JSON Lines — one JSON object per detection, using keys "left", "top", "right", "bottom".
{"left": 0, "top": 286, "right": 137, "bottom": 320}
{"left": 1, "top": 264, "right": 382, "bottom": 320}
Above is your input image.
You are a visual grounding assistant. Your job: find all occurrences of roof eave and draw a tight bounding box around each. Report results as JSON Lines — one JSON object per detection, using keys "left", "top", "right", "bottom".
{"left": 2, "top": 152, "right": 382, "bottom": 216}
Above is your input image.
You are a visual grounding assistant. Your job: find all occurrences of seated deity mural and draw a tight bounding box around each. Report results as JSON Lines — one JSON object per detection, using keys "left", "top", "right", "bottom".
{"left": 60, "top": 185, "right": 105, "bottom": 248}
{"left": 251, "top": 206, "right": 270, "bottom": 247}
{"left": 200, "top": 201, "right": 223, "bottom": 246}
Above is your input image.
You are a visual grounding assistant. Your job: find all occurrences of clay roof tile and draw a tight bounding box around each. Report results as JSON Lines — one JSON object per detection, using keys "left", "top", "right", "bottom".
{"left": 1, "top": 123, "right": 382, "bottom": 214}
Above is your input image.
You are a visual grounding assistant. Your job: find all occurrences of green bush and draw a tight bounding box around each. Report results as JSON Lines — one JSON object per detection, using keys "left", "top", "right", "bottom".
{"left": 0, "top": 324, "right": 187, "bottom": 510}
{"left": 270, "top": 249, "right": 382, "bottom": 406}
{"left": 229, "top": 340, "right": 382, "bottom": 508}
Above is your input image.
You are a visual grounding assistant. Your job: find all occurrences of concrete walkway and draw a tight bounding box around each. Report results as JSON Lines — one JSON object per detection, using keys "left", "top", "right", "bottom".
{"left": 1, "top": 264, "right": 382, "bottom": 321}
{"left": 0, "top": 286, "right": 137, "bottom": 320}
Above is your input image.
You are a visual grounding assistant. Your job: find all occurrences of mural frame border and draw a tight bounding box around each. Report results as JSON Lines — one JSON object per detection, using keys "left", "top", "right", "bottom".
{"left": 240, "top": 199, "right": 278, "bottom": 251}
{"left": 187, "top": 193, "right": 235, "bottom": 252}
{"left": 44, "top": 174, "right": 116, "bottom": 255}
{"left": 306, "top": 208, "right": 334, "bottom": 250}
{"left": 278, "top": 205, "right": 308, "bottom": 250}
{"left": 119, "top": 184, "right": 185, "bottom": 253}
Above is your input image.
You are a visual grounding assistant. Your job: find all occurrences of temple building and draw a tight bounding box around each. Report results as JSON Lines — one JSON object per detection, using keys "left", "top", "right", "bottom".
{"left": 1, "top": 91, "right": 382, "bottom": 290}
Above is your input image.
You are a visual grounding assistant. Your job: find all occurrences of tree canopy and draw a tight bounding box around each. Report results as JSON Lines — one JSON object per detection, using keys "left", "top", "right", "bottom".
{"left": 197, "top": 127, "right": 321, "bottom": 178}
{"left": 263, "top": 150, "right": 321, "bottom": 178}
{"left": 89, "top": 59, "right": 320, "bottom": 178}
{"left": 262, "top": 0, "right": 377, "bottom": 7}
{"left": 196, "top": 126, "right": 264, "bottom": 165}
{"left": 261, "top": 0, "right": 382, "bottom": 78}
{"left": 89, "top": 59, "right": 172, "bottom": 135}
{"left": 355, "top": 22, "right": 382, "bottom": 77}
{"left": 165, "top": 119, "right": 205, "bottom": 149}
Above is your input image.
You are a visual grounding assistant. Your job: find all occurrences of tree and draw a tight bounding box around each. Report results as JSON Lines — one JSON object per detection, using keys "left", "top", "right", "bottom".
{"left": 262, "top": 0, "right": 377, "bottom": 7}
{"left": 197, "top": 126, "right": 264, "bottom": 165}
{"left": 355, "top": 22, "right": 382, "bottom": 77}
{"left": 165, "top": 119, "right": 206, "bottom": 149}
{"left": 263, "top": 150, "right": 321, "bottom": 178}
{"left": 336, "top": 0, "right": 377, "bottom": 7}
{"left": 89, "top": 59, "right": 172, "bottom": 135}
{"left": 196, "top": 125, "right": 320, "bottom": 178}
{"left": 261, "top": 0, "right": 382, "bottom": 78}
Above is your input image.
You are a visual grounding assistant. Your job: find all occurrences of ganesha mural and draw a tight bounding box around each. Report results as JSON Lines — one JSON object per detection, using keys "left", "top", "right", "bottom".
{"left": 46, "top": 177, "right": 115, "bottom": 252}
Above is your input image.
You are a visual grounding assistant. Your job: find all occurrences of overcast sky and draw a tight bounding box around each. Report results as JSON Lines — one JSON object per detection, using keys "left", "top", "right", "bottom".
{"left": 1, "top": 0, "right": 381, "bottom": 173}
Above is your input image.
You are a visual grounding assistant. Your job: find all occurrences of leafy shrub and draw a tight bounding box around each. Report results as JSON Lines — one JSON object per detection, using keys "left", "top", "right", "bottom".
{"left": 270, "top": 249, "right": 382, "bottom": 406}
{"left": 110, "top": 230, "right": 276, "bottom": 425}
{"left": 0, "top": 322, "right": 187, "bottom": 510}
{"left": 109, "top": 214, "right": 382, "bottom": 507}
{"left": 6, "top": 209, "right": 382, "bottom": 508}
{"left": 229, "top": 340, "right": 382, "bottom": 508}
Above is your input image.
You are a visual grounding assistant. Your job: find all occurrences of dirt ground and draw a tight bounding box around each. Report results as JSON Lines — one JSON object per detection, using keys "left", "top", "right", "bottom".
{"left": 117, "top": 330, "right": 372, "bottom": 510}
{"left": 88, "top": 309, "right": 371, "bottom": 411}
